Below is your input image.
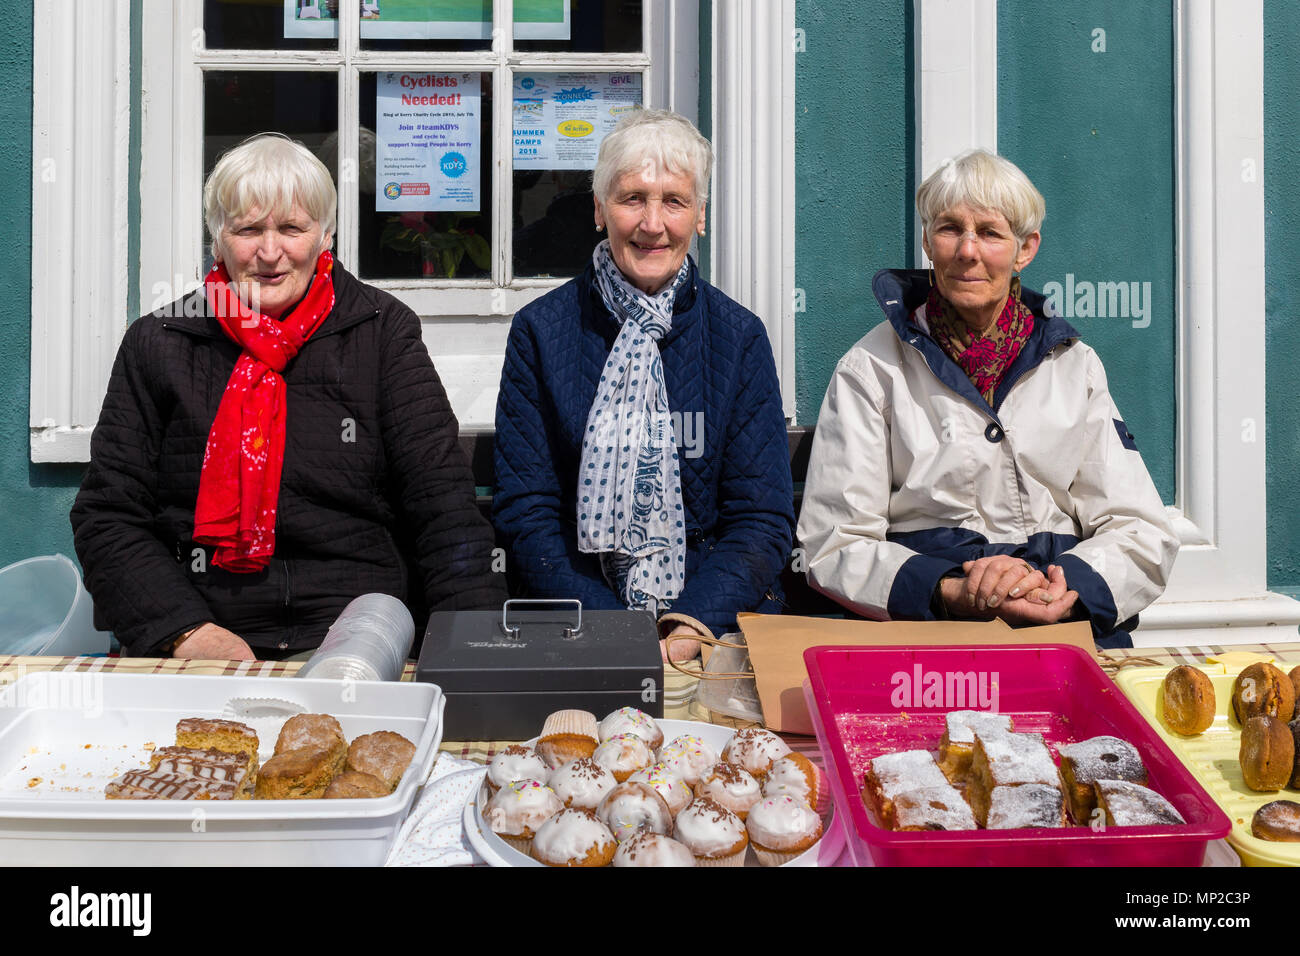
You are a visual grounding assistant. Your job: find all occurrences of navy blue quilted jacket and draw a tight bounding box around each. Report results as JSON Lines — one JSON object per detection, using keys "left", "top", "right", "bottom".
{"left": 493, "top": 258, "right": 794, "bottom": 637}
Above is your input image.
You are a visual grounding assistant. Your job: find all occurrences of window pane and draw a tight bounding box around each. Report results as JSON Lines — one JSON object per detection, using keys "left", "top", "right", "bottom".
{"left": 515, "top": 0, "right": 641, "bottom": 53}
{"left": 512, "top": 71, "right": 641, "bottom": 278}
{"left": 204, "top": 0, "right": 339, "bottom": 51}
{"left": 202, "top": 71, "right": 339, "bottom": 269}
{"left": 359, "top": 0, "right": 493, "bottom": 52}
{"left": 359, "top": 71, "right": 494, "bottom": 280}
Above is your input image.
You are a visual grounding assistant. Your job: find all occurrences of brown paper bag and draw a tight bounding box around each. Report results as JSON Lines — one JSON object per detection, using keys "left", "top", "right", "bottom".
{"left": 737, "top": 613, "right": 1097, "bottom": 734}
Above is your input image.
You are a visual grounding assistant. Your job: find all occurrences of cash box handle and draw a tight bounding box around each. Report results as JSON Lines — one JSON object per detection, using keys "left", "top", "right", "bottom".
{"left": 501, "top": 598, "right": 583, "bottom": 640}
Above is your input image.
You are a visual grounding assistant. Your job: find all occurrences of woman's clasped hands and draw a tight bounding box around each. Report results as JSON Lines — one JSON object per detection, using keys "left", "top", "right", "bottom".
{"left": 939, "top": 555, "right": 1079, "bottom": 625}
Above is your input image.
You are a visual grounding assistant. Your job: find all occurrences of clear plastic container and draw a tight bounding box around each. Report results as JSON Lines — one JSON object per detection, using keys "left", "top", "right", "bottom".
{"left": 803, "top": 643, "right": 1231, "bottom": 866}
{"left": 0, "top": 554, "right": 110, "bottom": 656}
{"left": 297, "top": 593, "right": 414, "bottom": 682}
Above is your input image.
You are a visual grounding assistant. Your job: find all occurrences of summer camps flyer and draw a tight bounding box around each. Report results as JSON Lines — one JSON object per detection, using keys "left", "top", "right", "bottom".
{"left": 512, "top": 72, "right": 643, "bottom": 170}
{"left": 375, "top": 72, "right": 481, "bottom": 212}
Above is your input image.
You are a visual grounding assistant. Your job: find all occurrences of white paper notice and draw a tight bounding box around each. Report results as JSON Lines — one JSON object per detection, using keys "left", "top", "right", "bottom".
{"left": 513, "top": 72, "right": 642, "bottom": 171}
{"left": 376, "top": 72, "right": 480, "bottom": 212}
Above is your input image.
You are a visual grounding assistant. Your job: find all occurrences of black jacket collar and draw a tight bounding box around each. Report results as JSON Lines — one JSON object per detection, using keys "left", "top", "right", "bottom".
{"left": 159, "top": 261, "right": 380, "bottom": 340}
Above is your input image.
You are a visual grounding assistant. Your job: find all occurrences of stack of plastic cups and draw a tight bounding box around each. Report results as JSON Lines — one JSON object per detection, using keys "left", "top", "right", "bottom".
{"left": 296, "top": 593, "right": 414, "bottom": 682}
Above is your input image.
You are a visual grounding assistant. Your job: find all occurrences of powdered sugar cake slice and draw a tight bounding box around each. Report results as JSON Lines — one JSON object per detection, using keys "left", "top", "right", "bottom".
{"left": 893, "top": 785, "right": 977, "bottom": 831}
{"left": 1095, "top": 779, "right": 1185, "bottom": 827}
{"left": 862, "top": 750, "right": 949, "bottom": 829}
{"left": 967, "top": 730, "right": 1058, "bottom": 826}
{"left": 939, "top": 710, "right": 1014, "bottom": 782}
{"left": 986, "top": 783, "right": 1068, "bottom": 829}
{"left": 1057, "top": 735, "right": 1147, "bottom": 823}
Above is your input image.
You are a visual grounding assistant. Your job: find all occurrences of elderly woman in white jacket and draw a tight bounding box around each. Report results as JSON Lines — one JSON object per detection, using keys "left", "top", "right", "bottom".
{"left": 797, "top": 150, "right": 1177, "bottom": 648}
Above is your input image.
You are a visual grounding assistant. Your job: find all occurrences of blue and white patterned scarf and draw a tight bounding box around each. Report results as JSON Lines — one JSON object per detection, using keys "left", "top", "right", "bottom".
{"left": 577, "top": 240, "right": 691, "bottom": 614}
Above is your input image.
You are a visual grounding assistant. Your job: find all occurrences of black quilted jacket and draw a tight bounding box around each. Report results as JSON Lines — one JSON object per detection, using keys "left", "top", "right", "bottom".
{"left": 493, "top": 258, "right": 795, "bottom": 636}
{"left": 71, "top": 264, "right": 504, "bottom": 657}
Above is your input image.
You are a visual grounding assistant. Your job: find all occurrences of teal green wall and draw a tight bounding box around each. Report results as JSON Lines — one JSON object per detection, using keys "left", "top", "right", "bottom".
{"left": 0, "top": 4, "right": 86, "bottom": 569}
{"left": 794, "top": 0, "right": 913, "bottom": 422}
{"left": 1265, "top": 0, "right": 1300, "bottom": 593}
{"left": 998, "top": 1, "right": 1176, "bottom": 503}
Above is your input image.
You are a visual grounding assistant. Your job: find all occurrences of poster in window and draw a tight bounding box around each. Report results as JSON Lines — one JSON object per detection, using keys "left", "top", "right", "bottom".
{"left": 513, "top": 73, "right": 642, "bottom": 171}
{"left": 284, "top": 0, "right": 570, "bottom": 41}
{"left": 375, "top": 72, "right": 481, "bottom": 212}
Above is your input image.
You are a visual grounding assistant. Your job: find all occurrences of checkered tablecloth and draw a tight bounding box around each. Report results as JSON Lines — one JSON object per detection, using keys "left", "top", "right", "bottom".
{"left": 4, "top": 641, "right": 1297, "bottom": 761}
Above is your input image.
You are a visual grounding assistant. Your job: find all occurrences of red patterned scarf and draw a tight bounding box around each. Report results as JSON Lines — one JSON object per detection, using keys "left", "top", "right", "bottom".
{"left": 925, "top": 277, "right": 1035, "bottom": 405}
{"left": 193, "top": 251, "right": 336, "bottom": 572}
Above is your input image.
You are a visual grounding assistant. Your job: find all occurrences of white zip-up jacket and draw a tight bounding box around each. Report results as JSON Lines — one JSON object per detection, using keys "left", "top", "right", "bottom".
{"left": 797, "top": 270, "right": 1178, "bottom": 646}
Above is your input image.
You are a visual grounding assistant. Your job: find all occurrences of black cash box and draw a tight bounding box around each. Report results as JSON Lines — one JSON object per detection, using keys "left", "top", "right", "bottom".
{"left": 414, "top": 600, "right": 664, "bottom": 741}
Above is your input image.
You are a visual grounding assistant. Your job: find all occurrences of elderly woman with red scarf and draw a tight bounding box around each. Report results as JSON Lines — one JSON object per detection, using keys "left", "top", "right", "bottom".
{"left": 72, "top": 134, "right": 502, "bottom": 660}
{"left": 797, "top": 150, "right": 1177, "bottom": 648}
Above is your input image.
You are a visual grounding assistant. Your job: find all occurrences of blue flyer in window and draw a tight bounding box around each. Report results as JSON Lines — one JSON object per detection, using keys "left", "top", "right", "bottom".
{"left": 375, "top": 72, "right": 481, "bottom": 212}
{"left": 513, "top": 72, "right": 642, "bottom": 170}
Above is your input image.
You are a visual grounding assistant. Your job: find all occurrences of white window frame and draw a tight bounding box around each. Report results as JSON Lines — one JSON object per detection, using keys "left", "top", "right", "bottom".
{"left": 914, "top": 0, "right": 1300, "bottom": 643}
{"left": 29, "top": 0, "right": 131, "bottom": 463}
{"left": 30, "top": 1, "right": 801, "bottom": 451}
{"left": 134, "top": 0, "right": 700, "bottom": 428}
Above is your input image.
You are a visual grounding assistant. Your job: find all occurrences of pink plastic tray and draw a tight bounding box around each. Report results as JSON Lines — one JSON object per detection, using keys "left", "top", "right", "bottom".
{"left": 803, "top": 644, "right": 1230, "bottom": 866}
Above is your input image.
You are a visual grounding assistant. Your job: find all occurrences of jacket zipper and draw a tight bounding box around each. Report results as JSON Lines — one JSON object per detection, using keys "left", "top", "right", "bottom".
{"left": 281, "top": 559, "right": 293, "bottom": 650}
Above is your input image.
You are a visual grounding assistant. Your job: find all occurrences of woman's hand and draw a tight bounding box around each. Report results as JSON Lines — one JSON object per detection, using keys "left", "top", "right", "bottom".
{"left": 660, "top": 624, "right": 702, "bottom": 663}
{"left": 989, "top": 564, "right": 1079, "bottom": 626}
{"left": 961, "top": 556, "right": 1052, "bottom": 612}
{"left": 172, "top": 623, "right": 257, "bottom": 661}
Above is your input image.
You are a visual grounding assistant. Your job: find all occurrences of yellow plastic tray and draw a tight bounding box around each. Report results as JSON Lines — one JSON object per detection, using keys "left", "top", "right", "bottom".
{"left": 1112, "top": 653, "right": 1300, "bottom": 867}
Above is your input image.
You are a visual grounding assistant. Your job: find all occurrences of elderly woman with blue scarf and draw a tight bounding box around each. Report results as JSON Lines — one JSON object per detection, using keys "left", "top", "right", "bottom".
{"left": 493, "top": 109, "right": 794, "bottom": 662}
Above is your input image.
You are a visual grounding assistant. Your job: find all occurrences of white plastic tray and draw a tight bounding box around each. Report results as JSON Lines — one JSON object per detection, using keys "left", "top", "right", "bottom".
{"left": 467, "top": 719, "right": 842, "bottom": 866}
{"left": 0, "top": 672, "right": 443, "bottom": 866}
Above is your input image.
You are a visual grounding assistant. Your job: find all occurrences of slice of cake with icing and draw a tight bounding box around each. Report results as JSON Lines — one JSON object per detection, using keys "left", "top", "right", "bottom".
{"left": 986, "top": 783, "right": 1068, "bottom": 829}
{"left": 862, "top": 750, "right": 949, "bottom": 829}
{"left": 1057, "top": 735, "right": 1147, "bottom": 824}
{"left": 891, "top": 785, "right": 977, "bottom": 831}
{"left": 938, "top": 710, "right": 1014, "bottom": 783}
{"left": 966, "top": 730, "right": 1058, "bottom": 827}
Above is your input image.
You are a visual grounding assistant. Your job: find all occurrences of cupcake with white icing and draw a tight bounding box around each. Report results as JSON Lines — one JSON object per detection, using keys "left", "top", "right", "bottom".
{"left": 485, "top": 778, "right": 563, "bottom": 854}
{"left": 722, "top": 728, "right": 791, "bottom": 780}
{"left": 547, "top": 757, "right": 618, "bottom": 810}
{"left": 657, "top": 734, "right": 719, "bottom": 786}
{"left": 530, "top": 808, "right": 617, "bottom": 867}
{"left": 674, "top": 797, "right": 749, "bottom": 867}
{"left": 612, "top": 830, "right": 697, "bottom": 867}
{"left": 486, "top": 745, "right": 550, "bottom": 794}
{"left": 592, "top": 733, "right": 654, "bottom": 783}
{"left": 599, "top": 707, "right": 664, "bottom": 751}
{"left": 745, "top": 794, "right": 823, "bottom": 867}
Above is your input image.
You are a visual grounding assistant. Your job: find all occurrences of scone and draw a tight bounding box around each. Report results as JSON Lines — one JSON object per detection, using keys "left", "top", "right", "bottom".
{"left": 274, "top": 714, "right": 347, "bottom": 778}
{"left": 345, "top": 731, "right": 415, "bottom": 792}
{"left": 323, "top": 770, "right": 390, "bottom": 799}
{"left": 255, "top": 746, "right": 338, "bottom": 799}
{"left": 1251, "top": 800, "right": 1300, "bottom": 842}
{"left": 1160, "top": 666, "right": 1216, "bottom": 735}
{"left": 1239, "top": 715, "right": 1294, "bottom": 791}
{"left": 1231, "top": 663, "right": 1296, "bottom": 724}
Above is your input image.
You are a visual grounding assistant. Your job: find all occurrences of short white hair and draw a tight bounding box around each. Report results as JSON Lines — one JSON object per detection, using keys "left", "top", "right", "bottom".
{"left": 591, "top": 108, "right": 713, "bottom": 207}
{"left": 916, "top": 149, "right": 1046, "bottom": 243}
{"left": 204, "top": 133, "right": 337, "bottom": 257}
